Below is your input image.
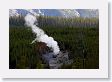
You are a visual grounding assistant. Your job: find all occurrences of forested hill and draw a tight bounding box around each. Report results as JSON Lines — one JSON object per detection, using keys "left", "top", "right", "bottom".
{"left": 9, "top": 16, "right": 99, "bottom": 28}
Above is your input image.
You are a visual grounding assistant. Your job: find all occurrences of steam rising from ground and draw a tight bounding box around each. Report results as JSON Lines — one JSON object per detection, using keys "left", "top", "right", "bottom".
{"left": 25, "top": 14, "right": 60, "bottom": 55}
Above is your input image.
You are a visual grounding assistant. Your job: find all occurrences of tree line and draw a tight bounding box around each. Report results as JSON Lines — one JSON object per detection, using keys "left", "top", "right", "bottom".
{"left": 9, "top": 15, "right": 99, "bottom": 28}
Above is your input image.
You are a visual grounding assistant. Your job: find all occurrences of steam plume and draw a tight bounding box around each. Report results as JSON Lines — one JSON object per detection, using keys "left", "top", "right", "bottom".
{"left": 24, "top": 14, "right": 60, "bottom": 55}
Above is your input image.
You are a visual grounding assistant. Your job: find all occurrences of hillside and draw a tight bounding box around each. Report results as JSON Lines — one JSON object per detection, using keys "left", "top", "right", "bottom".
{"left": 9, "top": 9, "right": 99, "bottom": 18}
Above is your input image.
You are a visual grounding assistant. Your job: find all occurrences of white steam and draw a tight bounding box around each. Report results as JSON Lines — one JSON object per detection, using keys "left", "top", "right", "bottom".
{"left": 25, "top": 14, "right": 60, "bottom": 55}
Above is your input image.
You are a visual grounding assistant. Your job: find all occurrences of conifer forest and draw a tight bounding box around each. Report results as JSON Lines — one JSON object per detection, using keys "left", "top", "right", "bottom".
{"left": 9, "top": 16, "right": 99, "bottom": 69}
